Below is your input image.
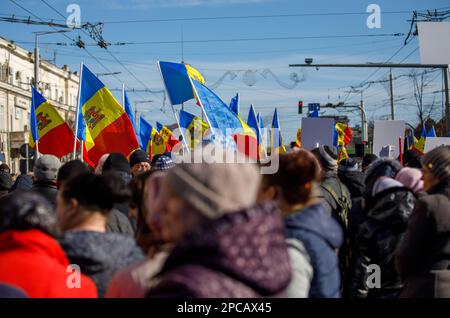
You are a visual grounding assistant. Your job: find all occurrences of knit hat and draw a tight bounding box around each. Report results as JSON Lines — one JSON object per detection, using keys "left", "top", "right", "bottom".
{"left": 395, "top": 167, "right": 424, "bottom": 193}
{"left": 372, "top": 177, "right": 404, "bottom": 197}
{"left": 421, "top": 145, "right": 450, "bottom": 183}
{"left": 102, "top": 153, "right": 131, "bottom": 174}
{"left": 151, "top": 155, "right": 175, "bottom": 172}
{"left": 166, "top": 162, "right": 260, "bottom": 220}
{"left": 338, "top": 157, "right": 358, "bottom": 173}
{"left": 311, "top": 145, "right": 338, "bottom": 171}
{"left": 362, "top": 153, "right": 378, "bottom": 171}
{"left": 33, "top": 154, "right": 61, "bottom": 182}
{"left": 129, "top": 149, "right": 149, "bottom": 168}
{"left": 0, "top": 171, "right": 12, "bottom": 191}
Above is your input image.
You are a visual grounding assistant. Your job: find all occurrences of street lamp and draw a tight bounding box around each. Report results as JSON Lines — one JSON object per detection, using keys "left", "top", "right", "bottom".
{"left": 33, "top": 29, "right": 71, "bottom": 90}
{"left": 134, "top": 100, "right": 153, "bottom": 130}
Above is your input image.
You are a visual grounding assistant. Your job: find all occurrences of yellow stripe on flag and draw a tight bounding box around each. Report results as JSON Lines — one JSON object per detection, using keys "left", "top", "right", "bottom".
{"left": 82, "top": 87, "right": 124, "bottom": 151}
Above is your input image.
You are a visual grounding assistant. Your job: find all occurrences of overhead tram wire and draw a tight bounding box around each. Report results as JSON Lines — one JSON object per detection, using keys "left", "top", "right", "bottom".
{"left": 39, "top": 0, "right": 164, "bottom": 103}
{"left": 8, "top": 0, "right": 123, "bottom": 88}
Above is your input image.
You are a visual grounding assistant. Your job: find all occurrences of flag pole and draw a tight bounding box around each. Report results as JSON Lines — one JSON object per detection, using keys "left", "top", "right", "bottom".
{"left": 73, "top": 62, "right": 83, "bottom": 159}
{"left": 122, "top": 82, "right": 125, "bottom": 108}
{"left": 187, "top": 76, "right": 215, "bottom": 136}
{"left": 156, "top": 61, "right": 190, "bottom": 153}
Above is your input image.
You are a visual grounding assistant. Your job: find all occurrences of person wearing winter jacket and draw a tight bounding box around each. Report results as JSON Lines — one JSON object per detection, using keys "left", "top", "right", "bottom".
{"left": 259, "top": 150, "right": 343, "bottom": 298}
{"left": 395, "top": 145, "right": 450, "bottom": 298}
{"left": 147, "top": 147, "right": 291, "bottom": 298}
{"left": 29, "top": 154, "right": 61, "bottom": 207}
{"left": 0, "top": 192, "right": 97, "bottom": 298}
{"left": 349, "top": 177, "right": 416, "bottom": 298}
{"left": 57, "top": 172, "right": 144, "bottom": 297}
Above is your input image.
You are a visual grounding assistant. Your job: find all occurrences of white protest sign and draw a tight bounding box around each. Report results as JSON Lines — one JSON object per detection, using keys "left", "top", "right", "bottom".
{"left": 418, "top": 22, "right": 450, "bottom": 64}
{"left": 300, "top": 117, "right": 335, "bottom": 150}
{"left": 373, "top": 120, "right": 406, "bottom": 159}
{"left": 424, "top": 137, "right": 450, "bottom": 153}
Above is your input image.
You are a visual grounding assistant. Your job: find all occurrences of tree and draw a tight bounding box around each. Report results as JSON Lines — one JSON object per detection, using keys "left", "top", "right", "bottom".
{"left": 410, "top": 70, "right": 441, "bottom": 127}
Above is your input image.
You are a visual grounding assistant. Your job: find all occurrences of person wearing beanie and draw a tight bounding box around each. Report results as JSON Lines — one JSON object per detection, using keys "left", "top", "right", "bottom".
{"left": 395, "top": 145, "right": 450, "bottom": 298}
{"left": 147, "top": 159, "right": 291, "bottom": 298}
{"left": 311, "top": 145, "right": 351, "bottom": 284}
{"left": 130, "top": 149, "right": 150, "bottom": 176}
{"left": 361, "top": 153, "right": 378, "bottom": 172}
{"left": 258, "top": 150, "right": 343, "bottom": 298}
{"left": 0, "top": 192, "right": 97, "bottom": 297}
{"left": 349, "top": 176, "right": 415, "bottom": 298}
{"left": 395, "top": 167, "right": 424, "bottom": 194}
{"left": 100, "top": 153, "right": 135, "bottom": 237}
{"left": 29, "top": 154, "right": 61, "bottom": 207}
{"left": 150, "top": 154, "right": 175, "bottom": 172}
{"left": 0, "top": 171, "right": 13, "bottom": 198}
{"left": 338, "top": 158, "right": 365, "bottom": 199}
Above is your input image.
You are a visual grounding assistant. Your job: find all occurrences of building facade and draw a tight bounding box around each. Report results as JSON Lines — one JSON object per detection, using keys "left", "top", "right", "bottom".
{"left": 0, "top": 36, "right": 79, "bottom": 173}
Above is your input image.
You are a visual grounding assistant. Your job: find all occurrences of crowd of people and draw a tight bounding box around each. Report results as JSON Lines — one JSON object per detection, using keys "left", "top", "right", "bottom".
{"left": 0, "top": 143, "right": 449, "bottom": 298}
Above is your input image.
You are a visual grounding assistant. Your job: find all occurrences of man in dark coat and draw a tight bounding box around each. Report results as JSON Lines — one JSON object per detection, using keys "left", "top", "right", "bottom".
{"left": 395, "top": 145, "right": 450, "bottom": 298}
{"left": 29, "top": 154, "right": 61, "bottom": 207}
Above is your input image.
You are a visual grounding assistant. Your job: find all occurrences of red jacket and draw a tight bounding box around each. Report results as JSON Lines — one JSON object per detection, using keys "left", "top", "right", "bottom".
{"left": 0, "top": 229, "right": 97, "bottom": 298}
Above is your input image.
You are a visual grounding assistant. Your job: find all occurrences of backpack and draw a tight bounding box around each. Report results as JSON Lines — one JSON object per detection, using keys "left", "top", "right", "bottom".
{"left": 320, "top": 182, "right": 350, "bottom": 231}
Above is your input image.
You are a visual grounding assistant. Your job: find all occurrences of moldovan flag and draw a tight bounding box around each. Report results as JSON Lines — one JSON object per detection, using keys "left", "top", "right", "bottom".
{"left": 76, "top": 64, "right": 139, "bottom": 167}
{"left": 139, "top": 116, "right": 153, "bottom": 156}
{"left": 335, "top": 122, "right": 353, "bottom": 147}
{"left": 179, "top": 109, "right": 209, "bottom": 149}
{"left": 156, "top": 122, "right": 180, "bottom": 151}
{"left": 29, "top": 87, "right": 77, "bottom": 158}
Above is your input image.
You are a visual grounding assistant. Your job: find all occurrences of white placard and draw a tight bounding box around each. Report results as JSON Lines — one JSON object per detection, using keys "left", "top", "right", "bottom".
{"left": 300, "top": 117, "right": 335, "bottom": 150}
{"left": 418, "top": 22, "right": 450, "bottom": 65}
{"left": 424, "top": 137, "right": 450, "bottom": 153}
{"left": 373, "top": 120, "right": 406, "bottom": 159}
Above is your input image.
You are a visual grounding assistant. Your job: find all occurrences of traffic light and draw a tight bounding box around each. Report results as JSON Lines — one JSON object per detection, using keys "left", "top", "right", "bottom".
{"left": 298, "top": 101, "right": 303, "bottom": 114}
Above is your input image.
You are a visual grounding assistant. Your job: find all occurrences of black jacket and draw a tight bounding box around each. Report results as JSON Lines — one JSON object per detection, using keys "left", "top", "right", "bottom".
{"left": 59, "top": 231, "right": 144, "bottom": 297}
{"left": 29, "top": 181, "right": 58, "bottom": 207}
{"left": 350, "top": 186, "right": 416, "bottom": 298}
{"left": 395, "top": 180, "right": 450, "bottom": 298}
{"left": 338, "top": 170, "right": 365, "bottom": 200}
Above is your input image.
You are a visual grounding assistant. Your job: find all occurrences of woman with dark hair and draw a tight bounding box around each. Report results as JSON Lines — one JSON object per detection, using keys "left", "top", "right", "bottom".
{"left": 259, "top": 150, "right": 343, "bottom": 298}
{"left": 0, "top": 192, "right": 97, "bottom": 297}
{"left": 57, "top": 172, "right": 144, "bottom": 297}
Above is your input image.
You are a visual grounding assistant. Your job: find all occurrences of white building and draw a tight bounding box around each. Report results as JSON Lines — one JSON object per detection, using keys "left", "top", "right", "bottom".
{"left": 0, "top": 36, "right": 79, "bottom": 173}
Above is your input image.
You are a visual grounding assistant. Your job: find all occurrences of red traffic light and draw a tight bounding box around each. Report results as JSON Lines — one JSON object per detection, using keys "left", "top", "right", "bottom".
{"left": 298, "top": 101, "right": 303, "bottom": 114}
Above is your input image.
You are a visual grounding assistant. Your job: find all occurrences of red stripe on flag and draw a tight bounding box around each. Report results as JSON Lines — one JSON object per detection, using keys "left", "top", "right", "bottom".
{"left": 36, "top": 122, "right": 79, "bottom": 158}
{"left": 85, "top": 112, "right": 139, "bottom": 167}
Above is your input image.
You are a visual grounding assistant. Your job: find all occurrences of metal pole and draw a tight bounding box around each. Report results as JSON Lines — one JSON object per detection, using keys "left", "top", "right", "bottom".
{"left": 73, "top": 62, "right": 83, "bottom": 159}
{"left": 389, "top": 69, "right": 395, "bottom": 120}
{"left": 443, "top": 67, "right": 450, "bottom": 136}
{"left": 34, "top": 34, "right": 39, "bottom": 90}
{"left": 25, "top": 143, "right": 29, "bottom": 174}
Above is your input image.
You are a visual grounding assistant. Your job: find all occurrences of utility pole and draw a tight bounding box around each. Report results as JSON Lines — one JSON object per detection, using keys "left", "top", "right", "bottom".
{"left": 34, "top": 30, "right": 70, "bottom": 90}
{"left": 389, "top": 69, "right": 395, "bottom": 120}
